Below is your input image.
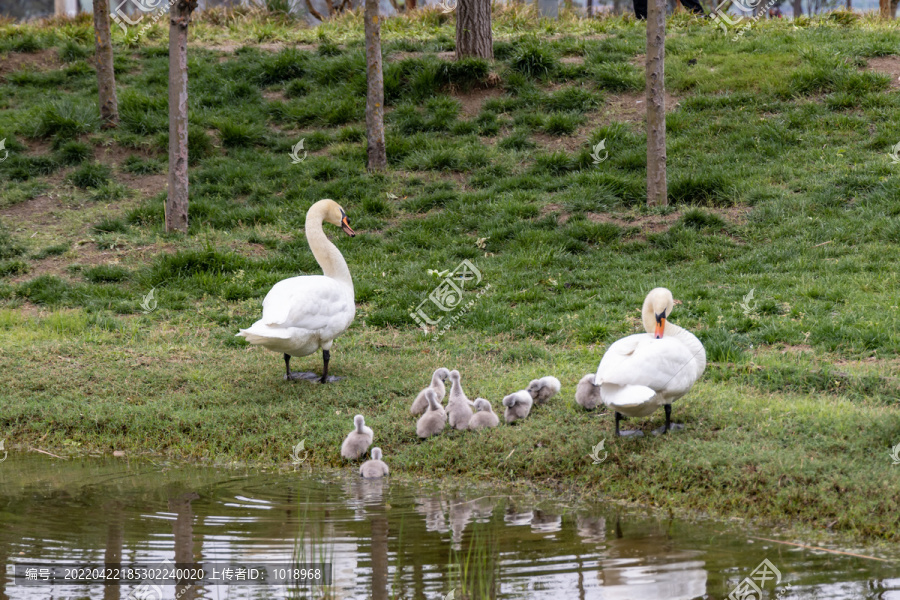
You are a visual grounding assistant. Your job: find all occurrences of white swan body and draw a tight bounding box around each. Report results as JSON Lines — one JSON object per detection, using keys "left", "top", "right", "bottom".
{"left": 236, "top": 199, "right": 356, "bottom": 382}
{"left": 595, "top": 288, "right": 705, "bottom": 433}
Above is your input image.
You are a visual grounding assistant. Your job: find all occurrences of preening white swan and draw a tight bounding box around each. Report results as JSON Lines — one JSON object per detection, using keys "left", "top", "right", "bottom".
{"left": 236, "top": 199, "right": 356, "bottom": 383}
{"left": 595, "top": 287, "right": 705, "bottom": 437}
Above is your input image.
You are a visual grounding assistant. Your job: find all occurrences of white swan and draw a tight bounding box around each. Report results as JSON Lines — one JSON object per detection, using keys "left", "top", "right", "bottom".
{"left": 236, "top": 199, "right": 356, "bottom": 383}
{"left": 595, "top": 287, "right": 705, "bottom": 437}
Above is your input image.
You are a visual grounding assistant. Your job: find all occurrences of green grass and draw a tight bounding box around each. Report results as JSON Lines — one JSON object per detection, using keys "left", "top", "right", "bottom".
{"left": 0, "top": 6, "right": 899, "bottom": 548}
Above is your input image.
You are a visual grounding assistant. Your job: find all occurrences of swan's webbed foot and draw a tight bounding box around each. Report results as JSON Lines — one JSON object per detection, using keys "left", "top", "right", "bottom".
{"left": 651, "top": 404, "right": 683, "bottom": 435}
{"left": 285, "top": 371, "right": 322, "bottom": 382}
{"left": 618, "top": 429, "right": 645, "bottom": 437}
{"left": 615, "top": 411, "right": 644, "bottom": 437}
{"left": 318, "top": 375, "right": 342, "bottom": 384}
{"left": 652, "top": 422, "right": 684, "bottom": 435}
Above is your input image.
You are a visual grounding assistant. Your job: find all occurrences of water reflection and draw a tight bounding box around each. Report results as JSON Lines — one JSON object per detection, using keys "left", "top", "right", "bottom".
{"left": 0, "top": 454, "right": 897, "bottom": 600}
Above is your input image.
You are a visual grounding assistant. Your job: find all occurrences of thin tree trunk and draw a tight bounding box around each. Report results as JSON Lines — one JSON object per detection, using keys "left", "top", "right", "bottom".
{"left": 792, "top": 0, "right": 801, "bottom": 15}
{"left": 304, "top": 0, "right": 326, "bottom": 21}
{"left": 167, "top": 0, "right": 196, "bottom": 234}
{"left": 646, "top": 0, "right": 666, "bottom": 207}
{"left": 92, "top": 0, "right": 118, "bottom": 129}
{"left": 456, "top": 0, "right": 493, "bottom": 59}
{"left": 880, "top": 0, "right": 891, "bottom": 17}
{"left": 407, "top": 0, "right": 417, "bottom": 9}
{"left": 365, "top": 0, "right": 386, "bottom": 171}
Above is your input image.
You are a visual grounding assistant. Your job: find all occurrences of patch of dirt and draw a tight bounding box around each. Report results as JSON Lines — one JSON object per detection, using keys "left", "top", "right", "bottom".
{"left": 865, "top": 55, "right": 900, "bottom": 90}
{"left": 0, "top": 48, "right": 60, "bottom": 79}
{"left": 586, "top": 211, "right": 680, "bottom": 236}
{"left": 569, "top": 206, "right": 750, "bottom": 241}
{"left": 778, "top": 344, "right": 815, "bottom": 353}
{"left": 455, "top": 87, "right": 505, "bottom": 117}
{"left": 560, "top": 56, "right": 585, "bottom": 65}
{"left": 192, "top": 42, "right": 318, "bottom": 53}
{"left": 601, "top": 91, "right": 682, "bottom": 124}
{"left": 263, "top": 89, "right": 287, "bottom": 102}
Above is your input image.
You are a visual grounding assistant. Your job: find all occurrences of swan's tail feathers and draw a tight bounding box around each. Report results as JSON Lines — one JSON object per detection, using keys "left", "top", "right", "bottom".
{"left": 601, "top": 383, "right": 656, "bottom": 409}
{"left": 236, "top": 323, "right": 292, "bottom": 346}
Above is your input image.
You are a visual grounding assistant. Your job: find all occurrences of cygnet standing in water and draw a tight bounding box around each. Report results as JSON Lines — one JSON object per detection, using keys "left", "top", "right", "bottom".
{"left": 526, "top": 376, "right": 561, "bottom": 405}
{"left": 341, "top": 414, "right": 373, "bottom": 459}
{"left": 416, "top": 390, "right": 447, "bottom": 438}
{"left": 446, "top": 370, "right": 474, "bottom": 430}
{"left": 359, "top": 447, "right": 390, "bottom": 478}
{"left": 410, "top": 368, "right": 450, "bottom": 415}
{"left": 502, "top": 390, "right": 533, "bottom": 424}
{"left": 467, "top": 398, "right": 499, "bottom": 430}
{"left": 575, "top": 373, "right": 603, "bottom": 410}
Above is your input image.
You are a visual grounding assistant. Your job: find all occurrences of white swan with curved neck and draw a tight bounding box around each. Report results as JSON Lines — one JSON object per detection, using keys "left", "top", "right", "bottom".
{"left": 595, "top": 287, "right": 705, "bottom": 436}
{"left": 236, "top": 199, "right": 356, "bottom": 383}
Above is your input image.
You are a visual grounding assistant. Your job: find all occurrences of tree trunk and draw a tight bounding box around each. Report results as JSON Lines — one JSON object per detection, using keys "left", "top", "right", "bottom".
{"left": 892, "top": 0, "right": 898, "bottom": 16}
{"left": 92, "top": 0, "right": 118, "bottom": 129}
{"left": 456, "top": 0, "right": 493, "bottom": 59}
{"left": 646, "top": 0, "right": 666, "bottom": 207}
{"left": 880, "top": 0, "right": 891, "bottom": 18}
{"left": 792, "top": 0, "right": 801, "bottom": 15}
{"left": 167, "top": 0, "right": 196, "bottom": 234}
{"left": 365, "top": 0, "right": 387, "bottom": 171}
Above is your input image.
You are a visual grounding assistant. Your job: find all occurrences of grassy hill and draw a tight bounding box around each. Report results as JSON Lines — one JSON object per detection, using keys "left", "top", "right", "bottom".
{"left": 1, "top": 6, "right": 899, "bottom": 545}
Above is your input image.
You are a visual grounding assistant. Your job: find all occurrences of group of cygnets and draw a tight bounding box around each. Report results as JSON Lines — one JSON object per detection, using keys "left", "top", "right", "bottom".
{"left": 339, "top": 287, "right": 707, "bottom": 478}
{"left": 412, "top": 369, "right": 562, "bottom": 437}
{"left": 339, "top": 371, "right": 562, "bottom": 478}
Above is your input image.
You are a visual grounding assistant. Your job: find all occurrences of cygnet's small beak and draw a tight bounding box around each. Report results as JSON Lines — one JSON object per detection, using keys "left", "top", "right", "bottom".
{"left": 340, "top": 215, "right": 356, "bottom": 237}
{"left": 654, "top": 313, "right": 666, "bottom": 339}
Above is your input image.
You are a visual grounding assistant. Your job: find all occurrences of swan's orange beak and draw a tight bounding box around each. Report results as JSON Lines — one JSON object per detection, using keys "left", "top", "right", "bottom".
{"left": 340, "top": 215, "right": 356, "bottom": 237}
{"left": 654, "top": 316, "right": 666, "bottom": 339}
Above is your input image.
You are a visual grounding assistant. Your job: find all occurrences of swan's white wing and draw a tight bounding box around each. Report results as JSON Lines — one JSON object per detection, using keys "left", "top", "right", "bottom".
{"left": 260, "top": 276, "right": 354, "bottom": 333}
{"left": 603, "top": 338, "right": 701, "bottom": 391}
{"left": 594, "top": 334, "right": 648, "bottom": 385}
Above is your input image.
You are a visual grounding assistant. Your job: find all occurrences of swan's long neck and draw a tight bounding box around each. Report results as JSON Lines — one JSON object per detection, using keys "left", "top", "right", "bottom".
{"left": 431, "top": 373, "right": 445, "bottom": 393}
{"left": 355, "top": 419, "right": 365, "bottom": 433}
{"left": 451, "top": 379, "right": 464, "bottom": 402}
{"left": 663, "top": 321, "right": 707, "bottom": 375}
{"left": 306, "top": 204, "right": 353, "bottom": 288}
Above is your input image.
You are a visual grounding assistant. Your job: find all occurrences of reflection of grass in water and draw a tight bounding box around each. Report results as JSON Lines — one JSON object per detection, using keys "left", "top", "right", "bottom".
{"left": 289, "top": 497, "right": 336, "bottom": 600}
{"left": 448, "top": 526, "right": 500, "bottom": 600}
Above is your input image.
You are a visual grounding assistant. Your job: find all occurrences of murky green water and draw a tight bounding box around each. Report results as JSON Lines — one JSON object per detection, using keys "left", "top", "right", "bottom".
{"left": 0, "top": 454, "right": 897, "bottom": 599}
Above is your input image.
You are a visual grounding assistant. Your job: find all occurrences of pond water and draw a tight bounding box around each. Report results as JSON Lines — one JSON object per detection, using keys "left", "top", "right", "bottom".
{"left": 0, "top": 454, "right": 897, "bottom": 600}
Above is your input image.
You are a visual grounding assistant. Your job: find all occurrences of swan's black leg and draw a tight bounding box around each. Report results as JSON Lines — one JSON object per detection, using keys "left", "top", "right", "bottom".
{"left": 652, "top": 404, "right": 684, "bottom": 435}
{"left": 616, "top": 412, "right": 643, "bottom": 438}
{"left": 284, "top": 353, "right": 319, "bottom": 382}
{"left": 320, "top": 349, "right": 330, "bottom": 384}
